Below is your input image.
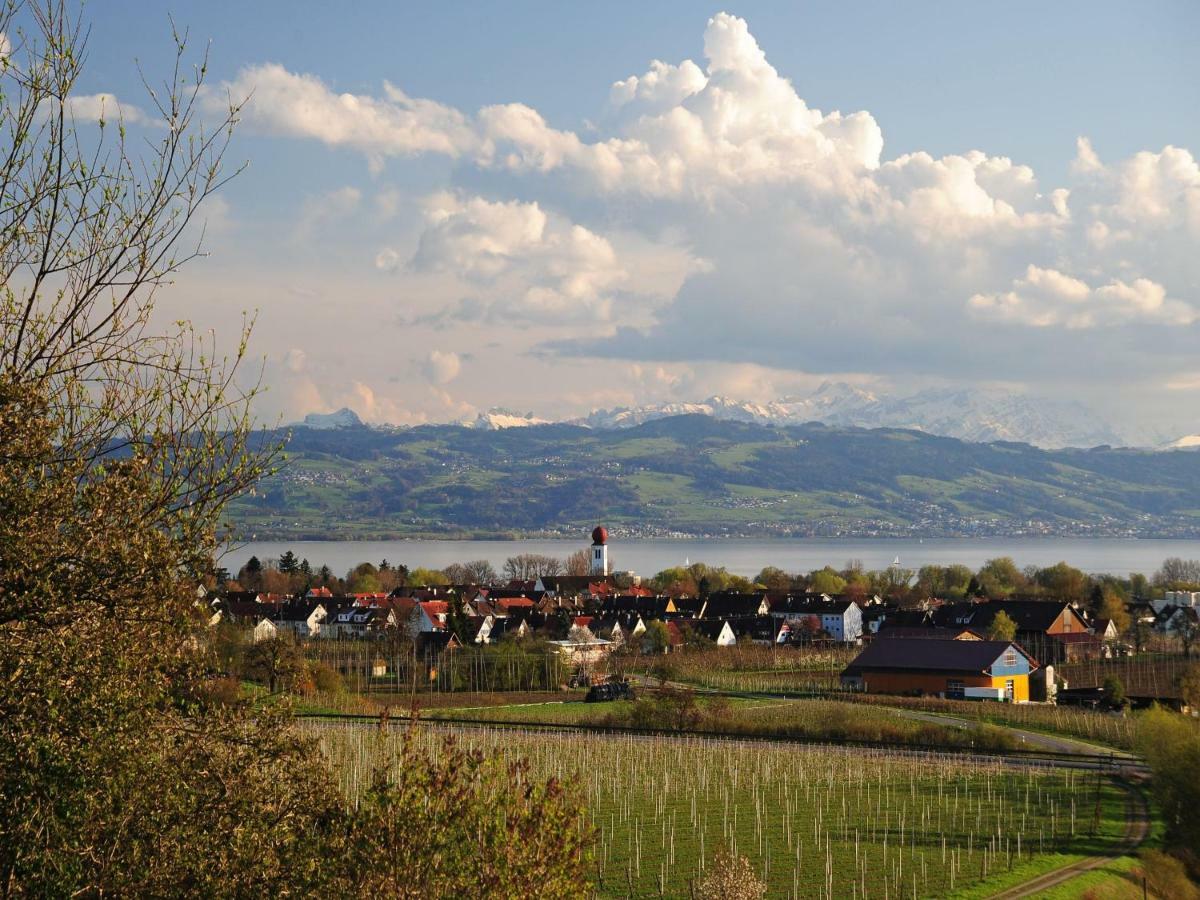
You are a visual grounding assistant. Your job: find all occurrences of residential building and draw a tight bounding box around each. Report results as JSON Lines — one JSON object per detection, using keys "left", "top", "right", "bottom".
{"left": 840, "top": 637, "right": 1038, "bottom": 702}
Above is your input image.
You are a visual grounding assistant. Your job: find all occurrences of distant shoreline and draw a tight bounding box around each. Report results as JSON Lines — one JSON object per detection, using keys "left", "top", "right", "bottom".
{"left": 222, "top": 535, "right": 1200, "bottom": 579}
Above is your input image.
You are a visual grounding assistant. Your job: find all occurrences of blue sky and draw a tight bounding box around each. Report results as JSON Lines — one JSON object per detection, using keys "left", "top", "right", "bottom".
{"left": 45, "top": 2, "right": 1200, "bottom": 438}
{"left": 84, "top": 1, "right": 1199, "bottom": 185}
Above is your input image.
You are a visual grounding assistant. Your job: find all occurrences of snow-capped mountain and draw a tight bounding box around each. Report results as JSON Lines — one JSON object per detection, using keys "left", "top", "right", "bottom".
{"left": 464, "top": 409, "right": 553, "bottom": 430}
{"left": 578, "top": 383, "right": 1126, "bottom": 449}
{"left": 299, "top": 407, "right": 363, "bottom": 429}
{"left": 1162, "top": 434, "right": 1200, "bottom": 450}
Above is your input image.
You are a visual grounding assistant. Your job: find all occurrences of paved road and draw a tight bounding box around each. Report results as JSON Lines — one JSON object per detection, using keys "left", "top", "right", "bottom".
{"left": 987, "top": 780, "right": 1150, "bottom": 899}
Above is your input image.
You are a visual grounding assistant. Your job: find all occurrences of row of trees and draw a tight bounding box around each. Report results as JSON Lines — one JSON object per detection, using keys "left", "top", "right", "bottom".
{"left": 232, "top": 549, "right": 596, "bottom": 595}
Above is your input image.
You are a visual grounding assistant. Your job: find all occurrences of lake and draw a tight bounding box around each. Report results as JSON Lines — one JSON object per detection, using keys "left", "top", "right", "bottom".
{"left": 223, "top": 536, "right": 1200, "bottom": 580}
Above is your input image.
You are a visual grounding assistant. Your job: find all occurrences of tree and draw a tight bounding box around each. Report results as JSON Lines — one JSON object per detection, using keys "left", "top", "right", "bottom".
{"left": 1130, "top": 572, "right": 1150, "bottom": 598}
{"left": 1177, "top": 612, "right": 1199, "bottom": 659}
{"left": 349, "top": 733, "right": 592, "bottom": 898}
{"left": 0, "top": 6, "right": 592, "bottom": 893}
{"left": 444, "top": 592, "right": 472, "bottom": 643}
{"left": 1155, "top": 557, "right": 1200, "bottom": 589}
{"left": 1097, "top": 589, "right": 1131, "bottom": 635}
{"left": 987, "top": 610, "right": 1018, "bottom": 642}
{"left": 651, "top": 566, "right": 698, "bottom": 597}
{"left": 754, "top": 566, "right": 793, "bottom": 591}
{"left": 977, "top": 557, "right": 1023, "bottom": 599}
{"left": 1136, "top": 706, "right": 1200, "bottom": 860}
{"left": 346, "top": 562, "right": 382, "bottom": 593}
{"left": 1102, "top": 675, "right": 1126, "bottom": 709}
{"left": 244, "top": 636, "right": 306, "bottom": 693}
{"left": 563, "top": 548, "right": 591, "bottom": 576}
{"left": 1177, "top": 663, "right": 1200, "bottom": 710}
{"left": 408, "top": 567, "right": 450, "bottom": 587}
{"left": 0, "top": 7, "right": 350, "bottom": 890}
{"left": 443, "top": 559, "right": 497, "bottom": 585}
{"left": 641, "top": 620, "right": 670, "bottom": 654}
{"left": 808, "top": 566, "right": 847, "bottom": 595}
{"left": 503, "top": 553, "right": 562, "bottom": 581}
{"left": 278, "top": 550, "right": 298, "bottom": 575}
{"left": 1035, "top": 561, "right": 1089, "bottom": 604}
{"left": 241, "top": 555, "right": 264, "bottom": 591}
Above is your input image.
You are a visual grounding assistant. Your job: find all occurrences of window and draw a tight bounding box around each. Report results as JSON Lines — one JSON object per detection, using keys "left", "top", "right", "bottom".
{"left": 1004, "top": 649, "right": 1017, "bottom": 667}
{"left": 1005, "top": 679, "right": 1015, "bottom": 700}
{"left": 946, "top": 679, "right": 965, "bottom": 699}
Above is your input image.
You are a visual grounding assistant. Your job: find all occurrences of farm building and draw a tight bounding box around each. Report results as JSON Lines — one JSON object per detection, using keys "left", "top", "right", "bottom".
{"left": 840, "top": 637, "right": 1038, "bottom": 702}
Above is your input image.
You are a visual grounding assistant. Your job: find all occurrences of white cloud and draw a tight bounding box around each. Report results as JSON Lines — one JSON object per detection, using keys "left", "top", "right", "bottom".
{"left": 969, "top": 265, "right": 1196, "bottom": 329}
{"left": 408, "top": 192, "right": 701, "bottom": 325}
{"left": 610, "top": 59, "right": 707, "bottom": 111}
{"left": 63, "top": 92, "right": 151, "bottom": 126}
{"left": 374, "top": 248, "right": 400, "bottom": 272}
{"left": 283, "top": 348, "right": 307, "bottom": 373}
{"left": 423, "top": 349, "right": 461, "bottom": 384}
{"left": 213, "top": 11, "right": 1198, "bottom": 430}
{"left": 216, "top": 63, "right": 478, "bottom": 158}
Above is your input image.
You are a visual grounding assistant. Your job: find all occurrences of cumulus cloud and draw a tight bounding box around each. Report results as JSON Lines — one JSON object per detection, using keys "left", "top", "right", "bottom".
{"left": 62, "top": 92, "right": 152, "bottom": 126}
{"left": 609, "top": 59, "right": 707, "bottom": 112}
{"left": 408, "top": 192, "right": 701, "bottom": 324}
{"left": 219, "top": 11, "right": 1198, "bottom": 428}
{"left": 283, "top": 348, "right": 307, "bottom": 373}
{"left": 215, "top": 63, "right": 478, "bottom": 159}
{"left": 423, "top": 349, "right": 461, "bottom": 384}
{"left": 969, "top": 266, "right": 1196, "bottom": 328}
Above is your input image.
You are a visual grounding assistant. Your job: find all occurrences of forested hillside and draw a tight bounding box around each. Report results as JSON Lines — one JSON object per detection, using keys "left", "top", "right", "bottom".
{"left": 227, "top": 415, "right": 1200, "bottom": 539}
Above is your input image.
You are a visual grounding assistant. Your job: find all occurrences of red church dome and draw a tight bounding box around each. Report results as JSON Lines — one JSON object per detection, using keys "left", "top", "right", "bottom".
{"left": 591, "top": 526, "right": 608, "bottom": 546}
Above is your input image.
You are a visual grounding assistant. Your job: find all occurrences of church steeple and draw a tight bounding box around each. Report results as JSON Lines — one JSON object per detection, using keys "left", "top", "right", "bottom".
{"left": 590, "top": 526, "right": 609, "bottom": 576}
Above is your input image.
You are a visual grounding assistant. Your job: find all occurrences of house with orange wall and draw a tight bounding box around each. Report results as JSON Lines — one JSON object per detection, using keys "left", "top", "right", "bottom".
{"left": 840, "top": 637, "right": 1038, "bottom": 703}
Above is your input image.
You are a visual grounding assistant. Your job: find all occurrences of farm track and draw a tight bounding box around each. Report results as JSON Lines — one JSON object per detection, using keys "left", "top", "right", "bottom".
{"left": 986, "top": 780, "right": 1150, "bottom": 899}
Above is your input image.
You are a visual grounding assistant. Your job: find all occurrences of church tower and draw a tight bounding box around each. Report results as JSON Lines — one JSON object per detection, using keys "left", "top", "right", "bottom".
{"left": 590, "top": 526, "right": 609, "bottom": 576}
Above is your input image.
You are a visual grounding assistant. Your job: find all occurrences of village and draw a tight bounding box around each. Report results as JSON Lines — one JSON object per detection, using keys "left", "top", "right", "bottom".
{"left": 212, "top": 526, "right": 1200, "bottom": 713}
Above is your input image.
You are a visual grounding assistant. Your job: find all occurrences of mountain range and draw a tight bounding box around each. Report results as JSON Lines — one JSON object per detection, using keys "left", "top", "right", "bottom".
{"left": 232, "top": 413, "right": 1200, "bottom": 540}
{"left": 565, "top": 383, "right": 1127, "bottom": 449}
{"left": 300, "top": 383, "right": 1191, "bottom": 451}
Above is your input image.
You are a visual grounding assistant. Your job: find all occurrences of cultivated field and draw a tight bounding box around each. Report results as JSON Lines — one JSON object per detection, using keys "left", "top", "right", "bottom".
{"left": 306, "top": 721, "right": 1130, "bottom": 899}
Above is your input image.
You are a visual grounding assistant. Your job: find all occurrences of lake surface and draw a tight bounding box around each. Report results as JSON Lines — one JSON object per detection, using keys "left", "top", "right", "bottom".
{"left": 223, "top": 537, "right": 1200, "bottom": 580}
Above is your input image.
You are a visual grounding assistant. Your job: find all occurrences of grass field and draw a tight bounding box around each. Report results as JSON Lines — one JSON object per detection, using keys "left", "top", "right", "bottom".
{"left": 307, "top": 721, "right": 1131, "bottom": 899}
{"left": 419, "top": 694, "right": 1019, "bottom": 751}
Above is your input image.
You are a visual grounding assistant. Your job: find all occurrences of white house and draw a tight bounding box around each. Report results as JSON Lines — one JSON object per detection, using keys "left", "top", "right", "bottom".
{"left": 548, "top": 636, "right": 612, "bottom": 667}
{"left": 770, "top": 599, "right": 863, "bottom": 643}
{"left": 252, "top": 618, "right": 277, "bottom": 643}
{"left": 1157, "top": 591, "right": 1200, "bottom": 613}
{"left": 273, "top": 602, "right": 327, "bottom": 639}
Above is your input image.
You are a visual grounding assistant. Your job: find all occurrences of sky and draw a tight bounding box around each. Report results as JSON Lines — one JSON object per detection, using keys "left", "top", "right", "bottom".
{"left": 44, "top": 2, "right": 1200, "bottom": 437}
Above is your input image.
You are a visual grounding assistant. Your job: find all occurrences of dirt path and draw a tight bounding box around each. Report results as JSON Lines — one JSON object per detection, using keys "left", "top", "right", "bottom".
{"left": 886, "top": 707, "right": 1138, "bottom": 759}
{"left": 987, "top": 780, "right": 1150, "bottom": 899}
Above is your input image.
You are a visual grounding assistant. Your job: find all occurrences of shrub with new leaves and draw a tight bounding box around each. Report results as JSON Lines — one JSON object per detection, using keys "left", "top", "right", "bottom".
{"left": 346, "top": 730, "right": 593, "bottom": 898}
{"left": 693, "top": 849, "right": 768, "bottom": 900}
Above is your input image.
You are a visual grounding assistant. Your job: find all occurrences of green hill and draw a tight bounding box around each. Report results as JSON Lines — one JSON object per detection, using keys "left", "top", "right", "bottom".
{"left": 226, "top": 415, "right": 1200, "bottom": 539}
